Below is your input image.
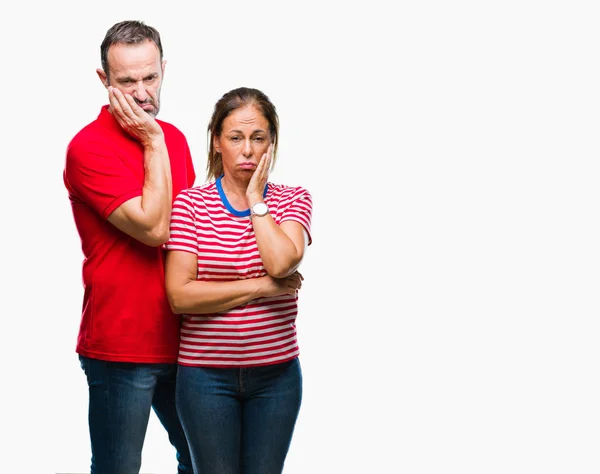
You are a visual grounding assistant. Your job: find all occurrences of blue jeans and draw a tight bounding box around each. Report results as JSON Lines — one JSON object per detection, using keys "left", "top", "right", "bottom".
{"left": 79, "top": 355, "right": 193, "bottom": 474}
{"left": 176, "top": 358, "right": 302, "bottom": 474}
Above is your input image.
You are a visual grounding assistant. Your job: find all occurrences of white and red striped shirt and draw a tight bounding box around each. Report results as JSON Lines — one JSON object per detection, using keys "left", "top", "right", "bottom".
{"left": 165, "top": 176, "right": 313, "bottom": 368}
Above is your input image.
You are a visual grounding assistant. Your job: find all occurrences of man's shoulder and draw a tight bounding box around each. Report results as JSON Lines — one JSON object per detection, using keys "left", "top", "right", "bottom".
{"left": 156, "top": 118, "right": 187, "bottom": 140}
{"left": 66, "top": 116, "right": 106, "bottom": 160}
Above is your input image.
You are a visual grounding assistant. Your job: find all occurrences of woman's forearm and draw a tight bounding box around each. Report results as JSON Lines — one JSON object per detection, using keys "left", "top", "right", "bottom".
{"left": 168, "top": 278, "right": 264, "bottom": 314}
{"left": 251, "top": 216, "right": 305, "bottom": 278}
{"left": 167, "top": 271, "right": 303, "bottom": 315}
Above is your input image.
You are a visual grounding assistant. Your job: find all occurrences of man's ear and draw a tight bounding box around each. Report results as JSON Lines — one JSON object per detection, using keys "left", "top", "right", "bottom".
{"left": 96, "top": 68, "right": 108, "bottom": 88}
{"left": 162, "top": 60, "right": 167, "bottom": 76}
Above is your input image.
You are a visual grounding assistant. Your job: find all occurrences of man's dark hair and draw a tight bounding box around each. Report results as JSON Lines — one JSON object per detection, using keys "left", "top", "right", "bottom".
{"left": 100, "top": 20, "right": 163, "bottom": 78}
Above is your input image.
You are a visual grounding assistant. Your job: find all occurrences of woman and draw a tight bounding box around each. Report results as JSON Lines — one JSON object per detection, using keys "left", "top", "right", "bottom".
{"left": 165, "top": 87, "right": 312, "bottom": 474}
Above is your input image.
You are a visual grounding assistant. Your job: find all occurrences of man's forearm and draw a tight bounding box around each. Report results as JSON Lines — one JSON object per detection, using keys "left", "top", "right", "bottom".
{"left": 106, "top": 136, "right": 173, "bottom": 246}
{"left": 140, "top": 137, "right": 173, "bottom": 234}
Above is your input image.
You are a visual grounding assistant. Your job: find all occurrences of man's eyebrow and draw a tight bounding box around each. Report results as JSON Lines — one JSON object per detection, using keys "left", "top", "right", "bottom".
{"left": 115, "top": 73, "right": 158, "bottom": 82}
{"left": 226, "top": 129, "right": 267, "bottom": 135}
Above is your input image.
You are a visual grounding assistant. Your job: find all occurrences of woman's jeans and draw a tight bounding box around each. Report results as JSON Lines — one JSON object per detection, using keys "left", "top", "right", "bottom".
{"left": 79, "top": 355, "right": 193, "bottom": 474}
{"left": 177, "top": 357, "right": 303, "bottom": 474}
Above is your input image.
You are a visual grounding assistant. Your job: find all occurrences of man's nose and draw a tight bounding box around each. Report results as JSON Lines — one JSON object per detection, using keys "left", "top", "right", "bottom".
{"left": 131, "top": 81, "right": 148, "bottom": 102}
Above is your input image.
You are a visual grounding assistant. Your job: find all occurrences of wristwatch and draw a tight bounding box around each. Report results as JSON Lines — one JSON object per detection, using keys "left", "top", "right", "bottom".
{"left": 250, "top": 202, "right": 269, "bottom": 217}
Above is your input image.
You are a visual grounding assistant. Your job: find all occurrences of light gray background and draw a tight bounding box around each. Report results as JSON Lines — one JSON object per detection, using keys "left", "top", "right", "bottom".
{"left": 1, "top": 0, "right": 599, "bottom": 473}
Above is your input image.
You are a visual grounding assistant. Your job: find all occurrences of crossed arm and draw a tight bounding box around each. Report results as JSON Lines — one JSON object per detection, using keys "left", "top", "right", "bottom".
{"left": 165, "top": 211, "right": 308, "bottom": 315}
{"left": 165, "top": 245, "right": 305, "bottom": 315}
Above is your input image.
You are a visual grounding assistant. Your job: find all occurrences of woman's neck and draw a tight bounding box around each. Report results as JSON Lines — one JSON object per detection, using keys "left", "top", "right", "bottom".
{"left": 220, "top": 175, "right": 249, "bottom": 210}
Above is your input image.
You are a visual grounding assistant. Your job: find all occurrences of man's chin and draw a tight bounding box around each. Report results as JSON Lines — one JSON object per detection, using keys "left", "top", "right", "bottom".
{"left": 141, "top": 107, "right": 158, "bottom": 118}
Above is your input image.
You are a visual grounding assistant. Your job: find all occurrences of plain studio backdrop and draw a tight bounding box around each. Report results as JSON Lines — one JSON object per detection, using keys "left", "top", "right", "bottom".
{"left": 1, "top": 1, "right": 599, "bottom": 473}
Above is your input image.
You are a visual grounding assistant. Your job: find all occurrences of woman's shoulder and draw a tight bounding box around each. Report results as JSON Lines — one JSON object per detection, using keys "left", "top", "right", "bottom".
{"left": 176, "top": 181, "right": 218, "bottom": 202}
{"left": 268, "top": 182, "right": 311, "bottom": 199}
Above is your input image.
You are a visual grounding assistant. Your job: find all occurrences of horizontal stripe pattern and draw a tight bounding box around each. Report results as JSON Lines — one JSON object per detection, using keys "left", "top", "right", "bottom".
{"left": 166, "top": 180, "right": 312, "bottom": 367}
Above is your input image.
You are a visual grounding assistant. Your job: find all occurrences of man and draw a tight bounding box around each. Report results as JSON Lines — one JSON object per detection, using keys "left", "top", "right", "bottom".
{"left": 63, "top": 20, "right": 195, "bottom": 474}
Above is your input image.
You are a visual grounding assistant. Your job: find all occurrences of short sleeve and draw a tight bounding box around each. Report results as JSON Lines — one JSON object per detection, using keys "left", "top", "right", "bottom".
{"left": 165, "top": 190, "right": 198, "bottom": 254}
{"left": 64, "top": 142, "right": 141, "bottom": 219}
{"left": 280, "top": 188, "right": 313, "bottom": 246}
{"left": 186, "top": 145, "right": 196, "bottom": 188}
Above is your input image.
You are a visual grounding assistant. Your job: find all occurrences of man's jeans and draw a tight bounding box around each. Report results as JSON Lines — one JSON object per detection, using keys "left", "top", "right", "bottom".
{"left": 176, "top": 357, "right": 302, "bottom": 474}
{"left": 79, "top": 355, "right": 193, "bottom": 474}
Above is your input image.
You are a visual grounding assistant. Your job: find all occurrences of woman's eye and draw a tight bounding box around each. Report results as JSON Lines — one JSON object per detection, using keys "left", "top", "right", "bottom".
{"left": 254, "top": 137, "right": 264, "bottom": 142}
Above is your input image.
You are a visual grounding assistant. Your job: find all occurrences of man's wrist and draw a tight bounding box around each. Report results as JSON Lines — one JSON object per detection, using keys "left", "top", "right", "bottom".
{"left": 143, "top": 134, "right": 166, "bottom": 151}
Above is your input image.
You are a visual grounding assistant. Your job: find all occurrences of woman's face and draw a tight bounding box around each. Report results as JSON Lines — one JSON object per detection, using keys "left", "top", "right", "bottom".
{"left": 215, "top": 105, "right": 272, "bottom": 180}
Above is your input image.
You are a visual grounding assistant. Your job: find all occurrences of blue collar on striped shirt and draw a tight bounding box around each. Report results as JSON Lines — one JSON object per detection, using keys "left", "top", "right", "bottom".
{"left": 216, "top": 175, "right": 269, "bottom": 217}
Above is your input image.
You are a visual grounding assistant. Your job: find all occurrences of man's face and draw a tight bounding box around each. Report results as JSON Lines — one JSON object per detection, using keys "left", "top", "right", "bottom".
{"left": 99, "top": 40, "right": 165, "bottom": 117}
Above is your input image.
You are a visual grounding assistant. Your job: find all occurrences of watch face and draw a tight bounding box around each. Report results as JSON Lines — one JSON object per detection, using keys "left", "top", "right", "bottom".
{"left": 252, "top": 203, "right": 268, "bottom": 216}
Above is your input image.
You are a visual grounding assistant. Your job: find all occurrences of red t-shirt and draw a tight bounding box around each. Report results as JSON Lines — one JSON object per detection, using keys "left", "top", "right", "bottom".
{"left": 63, "top": 105, "right": 196, "bottom": 363}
